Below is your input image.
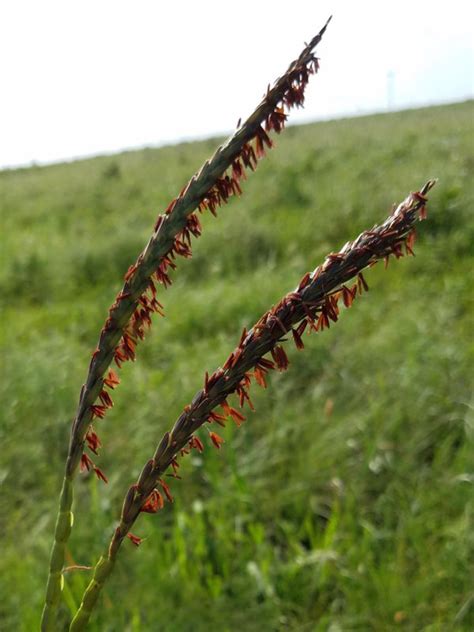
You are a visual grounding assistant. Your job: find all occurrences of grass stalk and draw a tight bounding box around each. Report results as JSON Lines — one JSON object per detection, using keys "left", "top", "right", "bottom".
{"left": 69, "top": 180, "right": 436, "bottom": 630}
{"left": 40, "top": 18, "right": 332, "bottom": 630}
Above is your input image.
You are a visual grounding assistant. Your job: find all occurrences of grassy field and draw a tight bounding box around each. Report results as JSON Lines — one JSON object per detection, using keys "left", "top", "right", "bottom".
{"left": 1, "top": 101, "right": 473, "bottom": 631}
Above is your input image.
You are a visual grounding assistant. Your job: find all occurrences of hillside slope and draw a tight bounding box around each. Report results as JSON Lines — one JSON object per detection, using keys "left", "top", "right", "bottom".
{"left": 1, "top": 101, "right": 473, "bottom": 631}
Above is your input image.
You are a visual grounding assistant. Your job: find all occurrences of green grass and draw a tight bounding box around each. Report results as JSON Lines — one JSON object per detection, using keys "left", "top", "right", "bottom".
{"left": 1, "top": 101, "right": 473, "bottom": 631}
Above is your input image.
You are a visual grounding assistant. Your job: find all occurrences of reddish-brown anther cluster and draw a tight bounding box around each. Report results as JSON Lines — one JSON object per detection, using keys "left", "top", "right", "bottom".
{"left": 77, "top": 369, "right": 119, "bottom": 483}
{"left": 140, "top": 489, "right": 164, "bottom": 514}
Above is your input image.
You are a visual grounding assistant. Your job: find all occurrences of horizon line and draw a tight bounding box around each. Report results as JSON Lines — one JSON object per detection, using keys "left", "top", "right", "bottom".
{"left": 2, "top": 97, "right": 472, "bottom": 173}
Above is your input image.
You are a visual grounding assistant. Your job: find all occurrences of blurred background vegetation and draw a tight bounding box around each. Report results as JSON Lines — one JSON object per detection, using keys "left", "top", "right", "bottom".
{"left": 0, "top": 101, "right": 473, "bottom": 631}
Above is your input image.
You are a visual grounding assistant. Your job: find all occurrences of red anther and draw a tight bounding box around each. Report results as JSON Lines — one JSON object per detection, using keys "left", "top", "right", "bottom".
{"left": 296, "top": 319, "right": 308, "bottom": 337}
{"left": 141, "top": 489, "right": 164, "bottom": 513}
{"left": 90, "top": 405, "right": 107, "bottom": 420}
{"left": 223, "top": 353, "right": 235, "bottom": 370}
{"left": 221, "top": 400, "right": 246, "bottom": 425}
{"left": 124, "top": 264, "right": 137, "bottom": 282}
{"left": 86, "top": 429, "right": 101, "bottom": 455}
{"left": 254, "top": 367, "right": 267, "bottom": 388}
{"left": 93, "top": 467, "right": 108, "bottom": 484}
{"left": 99, "top": 390, "right": 113, "bottom": 409}
{"left": 158, "top": 479, "right": 174, "bottom": 503}
{"left": 189, "top": 436, "right": 204, "bottom": 453}
{"left": 298, "top": 272, "right": 311, "bottom": 291}
{"left": 103, "top": 369, "right": 120, "bottom": 389}
{"left": 80, "top": 453, "right": 94, "bottom": 472}
{"left": 292, "top": 328, "right": 305, "bottom": 350}
{"left": 342, "top": 286, "right": 354, "bottom": 308}
{"left": 209, "top": 431, "right": 224, "bottom": 449}
{"left": 164, "top": 199, "right": 178, "bottom": 215}
{"left": 208, "top": 411, "right": 227, "bottom": 427}
{"left": 257, "top": 358, "right": 275, "bottom": 371}
{"left": 127, "top": 533, "right": 143, "bottom": 547}
{"left": 271, "top": 345, "right": 289, "bottom": 371}
{"left": 358, "top": 272, "right": 369, "bottom": 293}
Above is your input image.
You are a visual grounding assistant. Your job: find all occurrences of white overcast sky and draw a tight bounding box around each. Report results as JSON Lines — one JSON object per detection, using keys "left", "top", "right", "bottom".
{"left": 1, "top": 1, "right": 473, "bottom": 169}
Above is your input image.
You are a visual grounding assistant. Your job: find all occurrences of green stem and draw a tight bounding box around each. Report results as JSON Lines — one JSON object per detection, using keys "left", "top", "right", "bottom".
{"left": 40, "top": 475, "right": 74, "bottom": 631}
{"left": 69, "top": 556, "right": 115, "bottom": 632}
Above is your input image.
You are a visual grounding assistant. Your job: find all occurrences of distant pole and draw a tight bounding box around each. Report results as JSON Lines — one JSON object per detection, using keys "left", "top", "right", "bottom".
{"left": 387, "top": 70, "right": 395, "bottom": 110}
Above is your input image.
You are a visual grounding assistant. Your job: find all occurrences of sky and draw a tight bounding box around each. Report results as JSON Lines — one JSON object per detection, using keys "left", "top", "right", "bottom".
{"left": 1, "top": 0, "right": 473, "bottom": 169}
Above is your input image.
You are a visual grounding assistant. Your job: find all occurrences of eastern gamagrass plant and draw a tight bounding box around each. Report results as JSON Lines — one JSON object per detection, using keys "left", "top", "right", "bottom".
{"left": 41, "top": 17, "right": 332, "bottom": 630}
{"left": 40, "top": 15, "right": 436, "bottom": 631}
